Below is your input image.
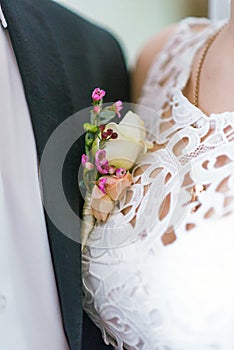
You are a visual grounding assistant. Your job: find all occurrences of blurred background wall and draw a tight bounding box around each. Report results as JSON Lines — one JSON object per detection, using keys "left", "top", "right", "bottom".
{"left": 53, "top": 0, "right": 209, "bottom": 66}
{"left": 209, "top": 0, "right": 230, "bottom": 19}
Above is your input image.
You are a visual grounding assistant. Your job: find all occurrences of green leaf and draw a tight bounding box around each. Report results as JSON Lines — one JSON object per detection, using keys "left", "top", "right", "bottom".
{"left": 83, "top": 123, "right": 98, "bottom": 133}
{"left": 86, "top": 138, "right": 94, "bottom": 146}
{"left": 98, "top": 110, "right": 115, "bottom": 124}
{"left": 85, "top": 132, "right": 94, "bottom": 144}
{"left": 85, "top": 132, "right": 95, "bottom": 154}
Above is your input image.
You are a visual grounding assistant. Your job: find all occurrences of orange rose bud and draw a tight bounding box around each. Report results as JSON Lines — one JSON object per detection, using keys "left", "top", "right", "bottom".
{"left": 90, "top": 185, "right": 114, "bottom": 222}
{"left": 105, "top": 172, "right": 133, "bottom": 201}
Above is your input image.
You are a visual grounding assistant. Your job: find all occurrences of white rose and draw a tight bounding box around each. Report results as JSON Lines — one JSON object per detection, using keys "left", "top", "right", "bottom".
{"left": 104, "top": 111, "right": 153, "bottom": 170}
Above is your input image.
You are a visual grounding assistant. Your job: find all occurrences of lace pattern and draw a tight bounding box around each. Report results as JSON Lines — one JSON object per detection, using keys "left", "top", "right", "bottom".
{"left": 82, "top": 18, "right": 234, "bottom": 350}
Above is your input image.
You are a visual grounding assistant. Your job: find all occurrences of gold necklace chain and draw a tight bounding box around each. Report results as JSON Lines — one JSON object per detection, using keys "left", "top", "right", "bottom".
{"left": 193, "top": 25, "right": 226, "bottom": 108}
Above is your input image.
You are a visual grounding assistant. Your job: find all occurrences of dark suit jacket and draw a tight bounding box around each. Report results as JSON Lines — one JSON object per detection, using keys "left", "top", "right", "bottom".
{"left": 0, "top": 0, "right": 129, "bottom": 349}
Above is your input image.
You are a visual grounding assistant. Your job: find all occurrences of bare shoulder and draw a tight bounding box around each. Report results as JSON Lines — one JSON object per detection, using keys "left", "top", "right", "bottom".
{"left": 131, "top": 19, "right": 210, "bottom": 103}
{"left": 131, "top": 24, "right": 177, "bottom": 103}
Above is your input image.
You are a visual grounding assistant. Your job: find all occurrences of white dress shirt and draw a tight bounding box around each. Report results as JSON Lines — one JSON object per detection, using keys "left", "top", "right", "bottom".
{"left": 0, "top": 8, "right": 69, "bottom": 350}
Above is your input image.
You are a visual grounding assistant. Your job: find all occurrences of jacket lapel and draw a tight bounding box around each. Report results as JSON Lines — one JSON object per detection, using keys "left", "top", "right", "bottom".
{"left": 0, "top": 0, "right": 82, "bottom": 348}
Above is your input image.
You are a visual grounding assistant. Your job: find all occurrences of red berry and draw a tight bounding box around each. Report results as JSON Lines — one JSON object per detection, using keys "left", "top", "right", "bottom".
{"left": 111, "top": 132, "right": 118, "bottom": 139}
{"left": 99, "top": 124, "right": 105, "bottom": 132}
{"left": 106, "top": 128, "right": 113, "bottom": 136}
{"left": 102, "top": 131, "right": 108, "bottom": 139}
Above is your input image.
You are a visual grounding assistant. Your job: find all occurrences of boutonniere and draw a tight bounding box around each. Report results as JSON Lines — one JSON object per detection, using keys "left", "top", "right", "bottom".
{"left": 80, "top": 88, "right": 153, "bottom": 249}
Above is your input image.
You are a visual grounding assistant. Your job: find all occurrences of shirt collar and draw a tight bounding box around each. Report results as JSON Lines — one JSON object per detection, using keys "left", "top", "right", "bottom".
{"left": 0, "top": 4, "right": 7, "bottom": 28}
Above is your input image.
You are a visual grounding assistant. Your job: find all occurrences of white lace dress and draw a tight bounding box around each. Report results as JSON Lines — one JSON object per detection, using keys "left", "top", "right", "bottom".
{"left": 82, "top": 18, "right": 234, "bottom": 350}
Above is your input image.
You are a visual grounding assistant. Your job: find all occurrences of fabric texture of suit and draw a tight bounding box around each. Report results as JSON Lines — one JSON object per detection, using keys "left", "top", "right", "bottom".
{"left": 0, "top": 0, "right": 129, "bottom": 349}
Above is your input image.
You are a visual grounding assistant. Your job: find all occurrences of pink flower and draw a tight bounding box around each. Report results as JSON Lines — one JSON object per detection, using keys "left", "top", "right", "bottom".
{"left": 116, "top": 168, "right": 126, "bottom": 178}
{"left": 82, "top": 154, "right": 94, "bottom": 170}
{"left": 114, "top": 100, "right": 123, "bottom": 118}
{"left": 95, "top": 150, "right": 109, "bottom": 174}
{"left": 96, "top": 160, "right": 109, "bottom": 174}
{"left": 92, "top": 88, "right": 106, "bottom": 102}
{"left": 93, "top": 105, "right": 101, "bottom": 114}
{"left": 98, "top": 177, "right": 107, "bottom": 193}
{"left": 81, "top": 154, "right": 89, "bottom": 167}
{"left": 95, "top": 149, "right": 106, "bottom": 163}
